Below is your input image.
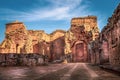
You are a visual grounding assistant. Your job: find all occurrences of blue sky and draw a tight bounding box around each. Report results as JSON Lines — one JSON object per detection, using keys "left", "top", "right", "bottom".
{"left": 0, "top": 0, "right": 119, "bottom": 43}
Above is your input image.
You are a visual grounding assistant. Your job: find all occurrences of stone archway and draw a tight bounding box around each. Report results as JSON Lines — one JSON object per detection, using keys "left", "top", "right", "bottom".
{"left": 72, "top": 41, "right": 87, "bottom": 62}
{"left": 75, "top": 43, "right": 84, "bottom": 62}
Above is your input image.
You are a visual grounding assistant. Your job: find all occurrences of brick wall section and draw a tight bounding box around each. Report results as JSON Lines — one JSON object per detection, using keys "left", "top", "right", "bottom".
{"left": 0, "top": 16, "right": 99, "bottom": 62}
{"left": 91, "top": 4, "right": 120, "bottom": 66}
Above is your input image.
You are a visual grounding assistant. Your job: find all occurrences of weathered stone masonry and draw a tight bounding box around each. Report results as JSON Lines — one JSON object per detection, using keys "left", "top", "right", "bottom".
{"left": 90, "top": 3, "right": 120, "bottom": 67}
{"left": 69, "top": 16, "right": 99, "bottom": 62}
{"left": 0, "top": 16, "right": 99, "bottom": 63}
{"left": 0, "top": 3, "right": 119, "bottom": 68}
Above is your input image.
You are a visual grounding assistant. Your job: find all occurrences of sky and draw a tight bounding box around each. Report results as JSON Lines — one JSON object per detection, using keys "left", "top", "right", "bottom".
{"left": 0, "top": 0, "right": 119, "bottom": 43}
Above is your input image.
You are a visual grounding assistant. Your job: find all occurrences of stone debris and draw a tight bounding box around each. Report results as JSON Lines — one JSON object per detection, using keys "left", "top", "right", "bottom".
{"left": 0, "top": 54, "right": 47, "bottom": 66}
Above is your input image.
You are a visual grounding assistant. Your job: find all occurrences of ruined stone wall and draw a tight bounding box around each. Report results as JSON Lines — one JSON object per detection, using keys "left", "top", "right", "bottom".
{"left": 0, "top": 16, "right": 99, "bottom": 62}
{"left": 28, "top": 30, "right": 44, "bottom": 53}
{"left": 50, "top": 30, "right": 65, "bottom": 41}
{"left": 92, "top": 4, "right": 120, "bottom": 66}
{"left": 0, "top": 21, "right": 28, "bottom": 53}
{"left": 0, "top": 21, "right": 66, "bottom": 62}
{"left": 89, "top": 38, "right": 102, "bottom": 65}
{"left": 50, "top": 30, "right": 65, "bottom": 61}
{"left": 71, "top": 16, "right": 97, "bottom": 28}
{"left": 0, "top": 54, "right": 48, "bottom": 66}
{"left": 107, "top": 4, "right": 120, "bottom": 66}
{"left": 50, "top": 37, "right": 65, "bottom": 61}
{"left": 24, "top": 35, "right": 33, "bottom": 53}
{"left": 6, "top": 21, "right": 26, "bottom": 34}
{"left": 64, "top": 30, "right": 74, "bottom": 54}
{"left": 71, "top": 16, "right": 99, "bottom": 40}
{"left": 66, "top": 16, "right": 99, "bottom": 62}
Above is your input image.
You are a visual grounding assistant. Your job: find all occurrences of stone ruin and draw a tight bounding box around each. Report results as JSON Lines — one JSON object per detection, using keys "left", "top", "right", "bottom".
{"left": 69, "top": 16, "right": 99, "bottom": 62}
{"left": 0, "top": 16, "right": 99, "bottom": 66}
{"left": 89, "top": 3, "right": 120, "bottom": 67}
{"left": 0, "top": 53, "right": 48, "bottom": 66}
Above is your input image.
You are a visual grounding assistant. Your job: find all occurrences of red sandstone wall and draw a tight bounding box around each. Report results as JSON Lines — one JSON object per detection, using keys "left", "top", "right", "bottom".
{"left": 50, "top": 37, "right": 65, "bottom": 61}
{"left": 71, "top": 16, "right": 97, "bottom": 29}
{"left": 6, "top": 23, "right": 26, "bottom": 34}
{"left": 72, "top": 41, "right": 88, "bottom": 62}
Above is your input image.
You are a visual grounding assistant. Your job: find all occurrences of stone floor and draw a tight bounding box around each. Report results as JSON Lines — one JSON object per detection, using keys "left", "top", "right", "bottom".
{"left": 0, "top": 63, "right": 119, "bottom": 80}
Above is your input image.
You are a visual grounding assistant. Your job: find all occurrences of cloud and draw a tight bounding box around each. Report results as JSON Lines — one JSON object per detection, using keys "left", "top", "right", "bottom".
{"left": 47, "top": 0, "right": 82, "bottom": 8}
{"left": 0, "top": 0, "right": 106, "bottom": 31}
{"left": 0, "top": 0, "right": 92, "bottom": 22}
{"left": 25, "top": 7, "right": 70, "bottom": 21}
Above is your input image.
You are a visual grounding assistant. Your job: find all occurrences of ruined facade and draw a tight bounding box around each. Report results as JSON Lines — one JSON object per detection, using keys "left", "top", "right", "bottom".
{"left": 66, "top": 16, "right": 99, "bottom": 62}
{"left": 0, "top": 21, "right": 50, "bottom": 54}
{"left": 101, "top": 4, "right": 120, "bottom": 66}
{"left": 50, "top": 30, "right": 65, "bottom": 61}
{"left": 90, "top": 4, "right": 120, "bottom": 67}
{"left": 0, "top": 16, "right": 99, "bottom": 62}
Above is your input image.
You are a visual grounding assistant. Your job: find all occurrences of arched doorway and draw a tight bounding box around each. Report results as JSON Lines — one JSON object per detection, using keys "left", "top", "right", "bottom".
{"left": 76, "top": 43, "right": 84, "bottom": 62}
{"left": 72, "top": 41, "right": 87, "bottom": 62}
